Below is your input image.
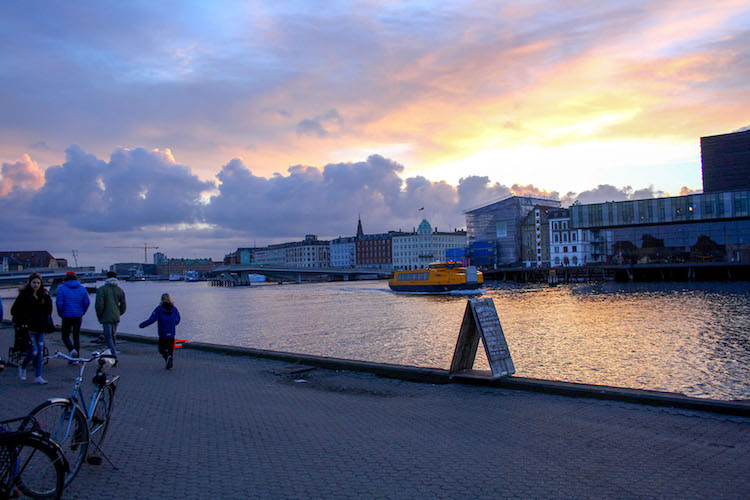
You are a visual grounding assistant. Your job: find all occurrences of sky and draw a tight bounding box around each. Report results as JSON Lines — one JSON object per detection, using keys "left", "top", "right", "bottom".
{"left": 1, "top": 0, "right": 749, "bottom": 270}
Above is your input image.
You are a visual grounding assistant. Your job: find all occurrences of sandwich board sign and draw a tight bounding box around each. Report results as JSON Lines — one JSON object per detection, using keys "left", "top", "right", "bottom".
{"left": 449, "top": 298, "right": 515, "bottom": 379}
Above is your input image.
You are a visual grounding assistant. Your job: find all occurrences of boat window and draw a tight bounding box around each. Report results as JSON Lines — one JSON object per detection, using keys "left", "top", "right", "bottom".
{"left": 397, "top": 272, "right": 430, "bottom": 281}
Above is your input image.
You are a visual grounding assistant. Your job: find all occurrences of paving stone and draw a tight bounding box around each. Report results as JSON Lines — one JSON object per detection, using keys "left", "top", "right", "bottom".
{"left": 1, "top": 324, "right": 749, "bottom": 499}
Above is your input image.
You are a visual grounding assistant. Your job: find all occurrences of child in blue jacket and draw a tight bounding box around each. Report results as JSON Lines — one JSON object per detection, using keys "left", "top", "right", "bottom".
{"left": 139, "top": 293, "right": 181, "bottom": 369}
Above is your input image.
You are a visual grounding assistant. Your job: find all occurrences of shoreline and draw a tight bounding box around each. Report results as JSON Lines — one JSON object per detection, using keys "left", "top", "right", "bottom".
{"left": 3, "top": 319, "right": 747, "bottom": 417}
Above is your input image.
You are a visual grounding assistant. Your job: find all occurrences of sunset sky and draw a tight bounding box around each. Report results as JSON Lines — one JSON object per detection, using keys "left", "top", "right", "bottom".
{"left": 1, "top": 1, "right": 749, "bottom": 268}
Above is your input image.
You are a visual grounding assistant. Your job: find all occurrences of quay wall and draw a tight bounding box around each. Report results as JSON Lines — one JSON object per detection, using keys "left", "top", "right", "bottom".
{"left": 3, "top": 319, "right": 748, "bottom": 417}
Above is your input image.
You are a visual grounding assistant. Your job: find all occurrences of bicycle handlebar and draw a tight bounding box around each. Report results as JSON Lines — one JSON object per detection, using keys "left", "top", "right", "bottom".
{"left": 53, "top": 351, "right": 116, "bottom": 363}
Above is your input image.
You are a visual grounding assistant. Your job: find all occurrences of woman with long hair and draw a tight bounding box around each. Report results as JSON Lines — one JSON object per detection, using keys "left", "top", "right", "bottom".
{"left": 11, "top": 272, "right": 53, "bottom": 384}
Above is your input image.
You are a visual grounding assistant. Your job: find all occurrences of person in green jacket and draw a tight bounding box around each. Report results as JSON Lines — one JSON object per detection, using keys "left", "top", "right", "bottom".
{"left": 95, "top": 271, "right": 126, "bottom": 361}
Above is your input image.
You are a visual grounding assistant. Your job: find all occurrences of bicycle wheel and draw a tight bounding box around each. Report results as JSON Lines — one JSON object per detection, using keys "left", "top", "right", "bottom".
{"left": 13, "top": 433, "right": 66, "bottom": 499}
{"left": 26, "top": 401, "right": 89, "bottom": 487}
{"left": 88, "top": 384, "right": 114, "bottom": 458}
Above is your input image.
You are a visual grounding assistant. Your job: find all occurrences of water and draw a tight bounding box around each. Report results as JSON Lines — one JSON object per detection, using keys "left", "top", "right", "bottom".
{"left": 3, "top": 279, "right": 749, "bottom": 400}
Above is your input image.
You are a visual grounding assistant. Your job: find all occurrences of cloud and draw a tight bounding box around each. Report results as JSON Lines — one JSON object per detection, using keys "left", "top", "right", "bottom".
{"left": 560, "top": 184, "right": 671, "bottom": 206}
{"left": 679, "top": 186, "right": 702, "bottom": 196}
{"left": 29, "top": 145, "right": 214, "bottom": 232}
{"left": 296, "top": 109, "right": 343, "bottom": 138}
{"left": 205, "top": 154, "right": 496, "bottom": 237}
{"left": 0, "top": 154, "right": 45, "bottom": 195}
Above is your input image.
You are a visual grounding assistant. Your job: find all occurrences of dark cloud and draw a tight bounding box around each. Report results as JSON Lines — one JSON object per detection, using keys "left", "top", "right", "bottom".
{"left": 296, "top": 109, "right": 343, "bottom": 138}
{"left": 206, "top": 154, "right": 475, "bottom": 237}
{"left": 30, "top": 145, "right": 214, "bottom": 232}
{"left": 296, "top": 119, "right": 329, "bottom": 138}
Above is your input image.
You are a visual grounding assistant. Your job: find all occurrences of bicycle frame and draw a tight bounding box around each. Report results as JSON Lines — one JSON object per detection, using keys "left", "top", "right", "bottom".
{"left": 42, "top": 353, "right": 119, "bottom": 447}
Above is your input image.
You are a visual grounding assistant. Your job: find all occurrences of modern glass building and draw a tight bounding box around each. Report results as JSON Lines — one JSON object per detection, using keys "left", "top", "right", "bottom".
{"left": 569, "top": 190, "right": 750, "bottom": 264}
{"left": 701, "top": 129, "right": 750, "bottom": 192}
{"left": 465, "top": 195, "right": 561, "bottom": 266}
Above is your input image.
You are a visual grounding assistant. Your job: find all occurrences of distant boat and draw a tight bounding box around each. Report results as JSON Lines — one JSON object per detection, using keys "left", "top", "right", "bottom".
{"left": 389, "top": 262, "right": 483, "bottom": 293}
{"left": 169, "top": 274, "right": 182, "bottom": 281}
{"left": 183, "top": 270, "right": 200, "bottom": 282}
{"left": 249, "top": 274, "right": 266, "bottom": 283}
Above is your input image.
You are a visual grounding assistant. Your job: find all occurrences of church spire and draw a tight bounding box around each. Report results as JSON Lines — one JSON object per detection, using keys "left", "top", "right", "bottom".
{"left": 356, "top": 215, "right": 364, "bottom": 238}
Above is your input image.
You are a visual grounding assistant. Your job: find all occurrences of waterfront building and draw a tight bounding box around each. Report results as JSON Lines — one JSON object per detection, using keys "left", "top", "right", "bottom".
{"left": 569, "top": 190, "right": 750, "bottom": 264}
{"left": 465, "top": 195, "right": 562, "bottom": 267}
{"left": 252, "top": 235, "right": 331, "bottom": 268}
{"left": 355, "top": 233, "right": 394, "bottom": 270}
{"left": 252, "top": 246, "right": 286, "bottom": 266}
{"left": 330, "top": 236, "right": 356, "bottom": 268}
{"left": 0, "top": 250, "right": 64, "bottom": 269}
{"left": 701, "top": 129, "right": 750, "bottom": 192}
{"left": 153, "top": 252, "right": 167, "bottom": 265}
{"left": 154, "top": 258, "right": 217, "bottom": 278}
{"left": 284, "top": 235, "right": 331, "bottom": 267}
{"left": 1, "top": 256, "right": 23, "bottom": 271}
{"left": 520, "top": 205, "right": 559, "bottom": 267}
{"left": 548, "top": 208, "right": 596, "bottom": 267}
{"left": 391, "top": 220, "right": 467, "bottom": 270}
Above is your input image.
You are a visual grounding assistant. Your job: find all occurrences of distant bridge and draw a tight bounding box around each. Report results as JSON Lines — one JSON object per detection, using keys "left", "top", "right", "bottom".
{"left": 0, "top": 267, "right": 100, "bottom": 288}
{"left": 209, "top": 265, "right": 388, "bottom": 284}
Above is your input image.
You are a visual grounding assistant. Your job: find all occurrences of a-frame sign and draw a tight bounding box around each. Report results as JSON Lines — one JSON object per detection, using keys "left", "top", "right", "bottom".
{"left": 449, "top": 298, "right": 515, "bottom": 379}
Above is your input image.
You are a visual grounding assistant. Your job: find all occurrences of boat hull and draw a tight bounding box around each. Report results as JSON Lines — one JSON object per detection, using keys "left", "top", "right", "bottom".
{"left": 389, "top": 282, "right": 483, "bottom": 292}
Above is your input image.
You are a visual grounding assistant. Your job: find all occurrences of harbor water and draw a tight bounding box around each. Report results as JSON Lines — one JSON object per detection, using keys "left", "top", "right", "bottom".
{"left": 3, "top": 279, "right": 749, "bottom": 401}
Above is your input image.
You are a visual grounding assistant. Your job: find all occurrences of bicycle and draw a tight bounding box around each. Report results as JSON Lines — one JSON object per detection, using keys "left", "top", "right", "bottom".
{"left": 23, "top": 351, "right": 119, "bottom": 487}
{"left": 0, "top": 415, "right": 68, "bottom": 499}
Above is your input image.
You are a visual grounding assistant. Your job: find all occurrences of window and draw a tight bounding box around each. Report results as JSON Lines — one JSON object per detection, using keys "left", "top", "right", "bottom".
{"left": 553, "top": 222, "right": 559, "bottom": 230}
{"left": 572, "top": 246, "right": 577, "bottom": 252}
{"left": 571, "top": 233, "right": 577, "bottom": 242}
{"left": 563, "top": 246, "right": 568, "bottom": 253}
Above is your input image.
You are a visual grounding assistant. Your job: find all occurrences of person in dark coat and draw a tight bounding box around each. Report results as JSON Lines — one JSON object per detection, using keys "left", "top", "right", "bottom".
{"left": 11, "top": 273, "right": 53, "bottom": 384}
{"left": 56, "top": 271, "right": 90, "bottom": 359}
{"left": 139, "top": 293, "right": 181, "bottom": 369}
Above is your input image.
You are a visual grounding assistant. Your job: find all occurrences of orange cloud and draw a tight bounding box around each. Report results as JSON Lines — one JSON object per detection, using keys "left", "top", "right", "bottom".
{"left": 0, "top": 154, "right": 45, "bottom": 196}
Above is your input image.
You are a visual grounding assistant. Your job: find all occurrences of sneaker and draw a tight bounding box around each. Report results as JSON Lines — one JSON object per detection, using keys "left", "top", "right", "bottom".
{"left": 19, "top": 366, "right": 26, "bottom": 381}
{"left": 71, "top": 349, "right": 78, "bottom": 358}
{"left": 166, "top": 355, "right": 173, "bottom": 370}
{"left": 34, "top": 376, "right": 47, "bottom": 385}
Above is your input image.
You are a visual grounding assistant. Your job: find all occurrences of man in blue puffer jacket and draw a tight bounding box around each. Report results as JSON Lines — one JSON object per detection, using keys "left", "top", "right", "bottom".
{"left": 56, "top": 272, "right": 90, "bottom": 358}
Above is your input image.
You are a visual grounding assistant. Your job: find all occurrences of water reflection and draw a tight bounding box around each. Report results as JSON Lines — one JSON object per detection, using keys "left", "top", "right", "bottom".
{"left": 3, "top": 278, "right": 746, "bottom": 400}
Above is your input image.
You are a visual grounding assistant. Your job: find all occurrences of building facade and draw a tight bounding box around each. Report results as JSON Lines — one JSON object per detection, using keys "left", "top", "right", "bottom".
{"left": 392, "top": 220, "right": 466, "bottom": 270}
{"left": 701, "top": 129, "right": 750, "bottom": 192}
{"left": 355, "top": 233, "right": 393, "bottom": 270}
{"left": 330, "top": 237, "right": 356, "bottom": 268}
{"left": 465, "top": 195, "right": 561, "bottom": 266}
{"left": 548, "top": 208, "right": 596, "bottom": 267}
{"left": 569, "top": 190, "right": 750, "bottom": 264}
{"left": 520, "top": 205, "right": 558, "bottom": 267}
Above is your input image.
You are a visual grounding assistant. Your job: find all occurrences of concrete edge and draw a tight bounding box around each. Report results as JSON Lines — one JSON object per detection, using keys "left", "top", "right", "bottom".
{"left": 2, "top": 320, "right": 749, "bottom": 417}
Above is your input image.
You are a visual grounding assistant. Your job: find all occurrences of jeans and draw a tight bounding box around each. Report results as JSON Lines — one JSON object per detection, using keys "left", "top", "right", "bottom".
{"left": 102, "top": 323, "right": 118, "bottom": 358}
{"left": 22, "top": 331, "right": 45, "bottom": 378}
{"left": 61, "top": 317, "right": 82, "bottom": 353}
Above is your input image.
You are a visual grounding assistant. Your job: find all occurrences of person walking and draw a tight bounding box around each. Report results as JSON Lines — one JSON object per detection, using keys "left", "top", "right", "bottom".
{"left": 139, "top": 293, "right": 181, "bottom": 369}
{"left": 56, "top": 271, "right": 90, "bottom": 360}
{"left": 95, "top": 271, "right": 126, "bottom": 362}
{"left": 11, "top": 273, "right": 54, "bottom": 384}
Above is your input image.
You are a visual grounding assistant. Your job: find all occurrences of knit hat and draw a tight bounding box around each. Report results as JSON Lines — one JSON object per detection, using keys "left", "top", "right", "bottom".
{"left": 64, "top": 271, "right": 77, "bottom": 281}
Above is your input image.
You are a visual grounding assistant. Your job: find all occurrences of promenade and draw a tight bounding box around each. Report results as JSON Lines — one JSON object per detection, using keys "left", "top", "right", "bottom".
{"left": 1, "top": 322, "right": 749, "bottom": 499}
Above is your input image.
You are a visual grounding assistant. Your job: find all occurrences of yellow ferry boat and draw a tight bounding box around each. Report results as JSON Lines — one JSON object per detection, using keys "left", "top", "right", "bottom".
{"left": 388, "top": 261, "right": 484, "bottom": 292}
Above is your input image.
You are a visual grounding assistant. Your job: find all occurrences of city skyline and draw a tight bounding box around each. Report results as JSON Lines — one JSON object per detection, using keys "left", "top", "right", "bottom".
{"left": 1, "top": 1, "right": 749, "bottom": 269}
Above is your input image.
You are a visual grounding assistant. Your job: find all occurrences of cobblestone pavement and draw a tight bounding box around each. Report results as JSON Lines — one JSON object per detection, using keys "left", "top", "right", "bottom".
{"left": 1, "top": 324, "right": 749, "bottom": 499}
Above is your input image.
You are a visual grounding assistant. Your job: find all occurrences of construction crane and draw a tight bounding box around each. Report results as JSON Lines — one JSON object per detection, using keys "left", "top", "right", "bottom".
{"left": 105, "top": 243, "right": 160, "bottom": 264}
{"left": 72, "top": 249, "right": 79, "bottom": 267}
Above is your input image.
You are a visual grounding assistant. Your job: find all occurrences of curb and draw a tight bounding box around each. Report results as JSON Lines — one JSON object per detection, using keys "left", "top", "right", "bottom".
{"left": 3, "top": 321, "right": 749, "bottom": 417}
